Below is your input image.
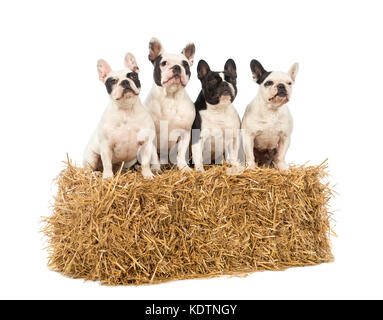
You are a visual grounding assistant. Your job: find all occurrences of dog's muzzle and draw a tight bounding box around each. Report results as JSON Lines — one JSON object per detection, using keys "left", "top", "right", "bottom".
{"left": 120, "top": 80, "right": 138, "bottom": 96}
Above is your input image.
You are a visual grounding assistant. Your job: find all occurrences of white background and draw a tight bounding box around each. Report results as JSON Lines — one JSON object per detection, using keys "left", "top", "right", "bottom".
{"left": 1, "top": 0, "right": 382, "bottom": 299}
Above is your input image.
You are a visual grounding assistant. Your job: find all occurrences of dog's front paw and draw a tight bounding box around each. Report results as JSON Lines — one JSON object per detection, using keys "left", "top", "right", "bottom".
{"left": 246, "top": 163, "right": 258, "bottom": 170}
{"left": 195, "top": 165, "right": 205, "bottom": 173}
{"left": 142, "top": 169, "right": 155, "bottom": 180}
{"left": 276, "top": 161, "right": 289, "bottom": 171}
{"left": 227, "top": 164, "right": 244, "bottom": 175}
{"left": 151, "top": 164, "right": 162, "bottom": 174}
{"left": 103, "top": 171, "right": 114, "bottom": 179}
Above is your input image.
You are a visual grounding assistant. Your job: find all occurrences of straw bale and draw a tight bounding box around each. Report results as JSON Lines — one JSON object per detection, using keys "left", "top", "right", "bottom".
{"left": 43, "top": 159, "right": 334, "bottom": 285}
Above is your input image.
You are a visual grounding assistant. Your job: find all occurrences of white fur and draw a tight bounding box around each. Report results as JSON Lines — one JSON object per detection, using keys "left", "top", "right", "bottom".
{"left": 242, "top": 64, "right": 298, "bottom": 171}
{"left": 145, "top": 84, "right": 195, "bottom": 170}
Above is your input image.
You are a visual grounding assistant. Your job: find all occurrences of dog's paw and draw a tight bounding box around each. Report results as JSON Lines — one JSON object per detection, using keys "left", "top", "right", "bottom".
{"left": 276, "top": 161, "right": 289, "bottom": 171}
{"left": 142, "top": 170, "right": 155, "bottom": 180}
{"left": 246, "top": 163, "right": 258, "bottom": 170}
{"left": 227, "top": 165, "right": 244, "bottom": 175}
{"left": 151, "top": 164, "right": 162, "bottom": 174}
{"left": 195, "top": 165, "right": 205, "bottom": 173}
{"left": 102, "top": 171, "right": 114, "bottom": 179}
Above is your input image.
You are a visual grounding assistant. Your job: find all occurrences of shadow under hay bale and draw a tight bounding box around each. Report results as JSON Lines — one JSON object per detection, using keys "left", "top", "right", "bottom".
{"left": 43, "top": 160, "right": 334, "bottom": 286}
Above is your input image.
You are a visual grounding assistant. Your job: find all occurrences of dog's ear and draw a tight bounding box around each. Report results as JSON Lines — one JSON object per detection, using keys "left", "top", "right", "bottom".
{"left": 148, "top": 37, "right": 164, "bottom": 63}
{"left": 182, "top": 43, "right": 196, "bottom": 66}
{"left": 224, "top": 59, "right": 237, "bottom": 79}
{"left": 288, "top": 62, "right": 299, "bottom": 82}
{"left": 97, "top": 59, "right": 112, "bottom": 83}
{"left": 124, "top": 52, "right": 139, "bottom": 73}
{"left": 197, "top": 60, "right": 210, "bottom": 80}
{"left": 250, "top": 59, "right": 269, "bottom": 84}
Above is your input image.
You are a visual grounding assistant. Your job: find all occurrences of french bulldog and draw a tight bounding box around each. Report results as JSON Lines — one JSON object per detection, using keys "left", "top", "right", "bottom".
{"left": 83, "top": 53, "right": 160, "bottom": 179}
{"left": 191, "top": 59, "right": 241, "bottom": 172}
{"left": 144, "top": 37, "right": 196, "bottom": 171}
{"left": 241, "top": 59, "right": 299, "bottom": 171}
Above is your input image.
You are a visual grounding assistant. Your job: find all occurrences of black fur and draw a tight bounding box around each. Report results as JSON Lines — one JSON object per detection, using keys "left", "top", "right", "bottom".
{"left": 191, "top": 91, "right": 207, "bottom": 144}
{"left": 182, "top": 60, "right": 191, "bottom": 78}
{"left": 250, "top": 59, "right": 271, "bottom": 85}
{"left": 152, "top": 55, "right": 163, "bottom": 86}
{"left": 126, "top": 72, "right": 141, "bottom": 89}
{"left": 105, "top": 77, "right": 117, "bottom": 94}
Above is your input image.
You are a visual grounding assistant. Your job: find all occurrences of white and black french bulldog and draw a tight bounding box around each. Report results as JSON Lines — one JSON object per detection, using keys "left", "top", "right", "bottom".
{"left": 83, "top": 53, "right": 160, "bottom": 179}
{"left": 241, "top": 59, "right": 299, "bottom": 171}
{"left": 144, "top": 37, "right": 196, "bottom": 171}
{"left": 191, "top": 59, "right": 241, "bottom": 172}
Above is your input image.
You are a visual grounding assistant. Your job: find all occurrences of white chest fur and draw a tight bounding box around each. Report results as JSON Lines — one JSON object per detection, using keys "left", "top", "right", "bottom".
{"left": 242, "top": 99, "right": 293, "bottom": 151}
{"left": 145, "top": 85, "right": 195, "bottom": 131}
{"left": 200, "top": 102, "right": 241, "bottom": 138}
{"left": 144, "top": 85, "right": 195, "bottom": 170}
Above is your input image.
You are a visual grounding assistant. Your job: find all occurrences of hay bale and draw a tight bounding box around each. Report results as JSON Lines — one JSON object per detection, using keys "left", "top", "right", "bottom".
{"left": 43, "top": 159, "right": 334, "bottom": 286}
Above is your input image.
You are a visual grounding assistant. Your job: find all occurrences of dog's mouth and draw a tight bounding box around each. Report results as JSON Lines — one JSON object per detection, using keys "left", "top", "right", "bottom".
{"left": 116, "top": 88, "right": 138, "bottom": 100}
{"left": 163, "top": 74, "right": 185, "bottom": 86}
{"left": 269, "top": 92, "right": 289, "bottom": 102}
{"left": 219, "top": 88, "right": 234, "bottom": 102}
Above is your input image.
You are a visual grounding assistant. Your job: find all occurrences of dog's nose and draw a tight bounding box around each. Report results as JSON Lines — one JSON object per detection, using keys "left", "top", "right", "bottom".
{"left": 172, "top": 65, "right": 181, "bottom": 74}
{"left": 277, "top": 83, "right": 286, "bottom": 91}
{"left": 120, "top": 80, "right": 130, "bottom": 88}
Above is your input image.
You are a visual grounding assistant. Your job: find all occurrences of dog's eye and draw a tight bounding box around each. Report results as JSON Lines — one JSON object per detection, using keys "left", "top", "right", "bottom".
{"left": 128, "top": 72, "right": 137, "bottom": 79}
{"left": 288, "top": 82, "right": 292, "bottom": 85}
{"left": 161, "top": 61, "right": 167, "bottom": 67}
{"left": 264, "top": 81, "right": 274, "bottom": 87}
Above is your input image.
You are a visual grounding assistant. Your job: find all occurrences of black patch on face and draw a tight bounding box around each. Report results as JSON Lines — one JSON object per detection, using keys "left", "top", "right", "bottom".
{"left": 199, "top": 71, "right": 237, "bottom": 105}
{"left": 182, "top": 60, "right": 191, "bottom": 78}
{"left": 126, "top": 72, "right": 141, "bottom": 89}
{"left": 105, "top": 77, "right": 117, "bottom": 95}
{"left": 152, "top": 55, "right": 162, "bottom": 86}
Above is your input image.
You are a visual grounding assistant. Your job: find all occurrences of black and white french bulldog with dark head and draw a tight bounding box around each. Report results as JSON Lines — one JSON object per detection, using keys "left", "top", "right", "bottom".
{"left": 191, "top": 59, "right": 241, "bottom": 172}
{"left": 83, "top": 53, "right": 160, "bottom": 179}
{"left": 241, "top": 59, "right": 299, "bottom": 171}
{"left": 145, "top": 37, "right": 196, "bottom": 171}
